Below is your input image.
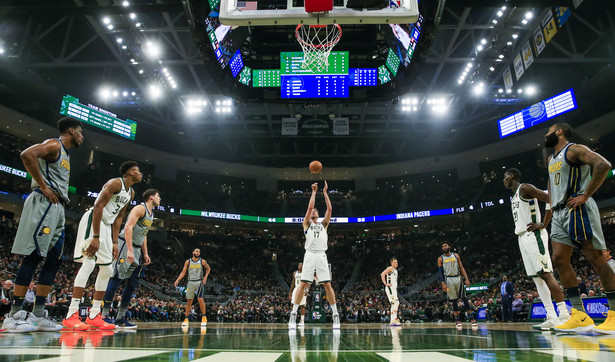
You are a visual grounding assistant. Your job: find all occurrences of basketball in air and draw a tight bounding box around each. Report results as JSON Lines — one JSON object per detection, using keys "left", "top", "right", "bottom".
{"left": 309, "top": 160, "right": 322, "bottom": 174}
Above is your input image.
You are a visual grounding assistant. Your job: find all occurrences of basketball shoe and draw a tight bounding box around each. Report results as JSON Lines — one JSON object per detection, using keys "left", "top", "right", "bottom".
{"left": 201, "top": 316, "right": 207, "bottom": 327}
{"left": 288, "top": 312, "right": 297, "bottom": 329}
{"left": 181, "top": 318, "right": 189, "bottom": 327}
{"left": 532, "top": 316, "right": 560, "bottom": 331}
{"left": 62, "top": 312, "right": 89, "bottom": 331}
{"left": 86, "top": 313, "right": 116, "bottom": 330}
{"left": 594, "top": 310, "right": 615, "bottom": 335}
{"left": 552, "top": 308, "right": 595, "bottom": 333}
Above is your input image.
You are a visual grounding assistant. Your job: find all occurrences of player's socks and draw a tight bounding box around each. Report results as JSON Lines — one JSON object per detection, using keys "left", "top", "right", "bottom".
{"left": 32, "top": 295, "right": 47, "bottom": 318}
{"left": 330, "top": 304, "right": 338, "bottom": 315}
{"left": 66, "top": 298, "right": 81, "bottom": 318}
{"left": 292, "top": 304, "right": 299, "bottom": 314}
{"left": 557, "top": 302, "right": 570, "bottom": 318}
{"left": 565, "top": 287, "right": 585, "bottom": 312}
{"left": 9, "top": 296, "right": 25, "bottom": 317}
{"left": 89, "top": 300, "right": 102, "bottom": 319}
{"left": 300, "top": 315, "right": 305, "bottom": 323}
{"left": 117, "top": 306, "right": 128, "bottom": 320}
{"left": 606, "top": 290, "right": 615, "bottom": 310}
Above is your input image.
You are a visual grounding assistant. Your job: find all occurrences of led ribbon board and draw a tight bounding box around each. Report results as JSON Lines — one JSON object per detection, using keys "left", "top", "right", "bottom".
{"left": 498, "top": 89, "right": 577, "bottom": 138}
{"left": 179, "top": 207, "right": 455, "bottom": 223}
{"left": 60, "top": 95, "right": 137, "bottom": 140}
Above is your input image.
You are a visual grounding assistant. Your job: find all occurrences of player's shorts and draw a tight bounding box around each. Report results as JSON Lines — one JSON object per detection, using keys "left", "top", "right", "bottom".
{"left": 301, "top": 251, "right": 331, "bottom": 283}
{"left": 113, "top": 237, "right": 143, "bottom": 279}
{"left": 292, "top": 286, "right": 307, "bottom": 306}
{"left": 12, "top": 190, "right": 66, "bottom": 258}
{"left": 445, "top": 276, "right": 464, "bottom": 300}
{"left": 186, "top": 280, "right": 205, "bottom": 300}
{"left": 518, "top": 229, "right": 553, "bottom": 277}
{"left": 385, "top": 286, "right": 398, "bottom": 304}
{"left": 74, "top": 209, "right": 114, "bottom": 265}
{"left": 550, "top": 198, "right": 606, "bottom": 250}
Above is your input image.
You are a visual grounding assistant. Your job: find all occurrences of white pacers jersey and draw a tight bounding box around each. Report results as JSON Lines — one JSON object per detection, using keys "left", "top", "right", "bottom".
{"left": 511, "top": 184, "right": 542, "bottom": 235}
{"left": 386, "top": 268, "right": 398, "bottom": 290}
{"left": 304, "top": 221, "right": 328, "bottom": 252}
{"left": 98, "top": 178, "right": 132, "bottom": 225}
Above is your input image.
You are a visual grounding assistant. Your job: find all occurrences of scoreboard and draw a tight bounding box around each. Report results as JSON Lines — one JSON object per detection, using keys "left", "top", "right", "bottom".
{"left": 59, "top": 95, "right": 137, "bottom": 140}
{"left": 498, "top": 89, "right": 577, "bottom": 138}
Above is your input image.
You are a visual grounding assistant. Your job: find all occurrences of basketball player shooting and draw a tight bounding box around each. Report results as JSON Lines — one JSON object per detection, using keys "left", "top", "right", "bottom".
{"left": 289, "top": 181, "right": 340, "bottom": 329}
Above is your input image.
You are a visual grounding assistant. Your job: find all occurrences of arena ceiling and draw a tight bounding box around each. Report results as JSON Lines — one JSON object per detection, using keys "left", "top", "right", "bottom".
{"left": 0, "top": 0, "right": 613, "bottom": 168}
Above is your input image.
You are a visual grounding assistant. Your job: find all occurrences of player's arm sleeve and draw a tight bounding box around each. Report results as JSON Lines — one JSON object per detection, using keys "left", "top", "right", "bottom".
{"left": 438, "top": 266, "right": 445, "bottom": 282}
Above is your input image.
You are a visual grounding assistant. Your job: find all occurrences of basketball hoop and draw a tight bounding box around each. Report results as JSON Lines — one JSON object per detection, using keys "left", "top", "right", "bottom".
{"left": 295, "top": 24, "right": 342, "bottom": 73}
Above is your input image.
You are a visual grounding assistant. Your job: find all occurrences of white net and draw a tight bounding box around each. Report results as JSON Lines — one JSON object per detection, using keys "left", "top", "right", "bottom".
{"left": 296, "top": 24, "right": 342, "bottom": 73}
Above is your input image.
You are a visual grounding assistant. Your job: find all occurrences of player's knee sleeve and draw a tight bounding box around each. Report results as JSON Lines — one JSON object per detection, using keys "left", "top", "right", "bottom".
{"left": 74, "top": 258, "right": 96, "bottom": 288}
{"left": 15, "top": 253, "right": 42, "bottom": 286}
{"left": 95, "top": 264, "right": 113, "bottom": 291}
{"left": 452, "top": 299, "right": 460, "bottom": 311}
{"left": 38, "top": 256, "right": 62, "bottom": 286}
{"left": 392, "top": 300, "right": 399, "bottom": 311}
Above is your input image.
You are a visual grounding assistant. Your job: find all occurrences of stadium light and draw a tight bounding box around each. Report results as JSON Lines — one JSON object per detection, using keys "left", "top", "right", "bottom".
{"left": 526, "top": 85, "right": 537, "bottom": 95}
{"left": 512, "top": 33, "right": 518, "bottom": 39}
{"left": 148, "top": 84, "right": 162, "bottom": 100}
{"left": 136, "top": 23, "right": 141, "bottom": 28}
{"left": 99, "top": 87, "right": 111, "bottom": 100}
{"left": 112, "top": 90, "right": 119, "bottom": 97}
{"left": 497, "top": 11, "right": 503, "bottom": 17}
{"left": 122, "top": 1, "right": 130, "bottom": 7}
{"left": 107, "top": 24, "right": 114, "bottom": 30}
{"left": 116, "top": 38, "right": 123, "bottom": 44}
{"left": 0, "top": 48, "right": 4, "bottom": 55}
{"left": 103, "top": 17, "right": 110, "bottom": 25}
{"left": 522, "top": 19, "right": 528, "bottom": 25}
{"left": 129, "top": 13, "right": 136, "bottom": 20}
{"left": 476, "top": 45, "right": 483, "bottom": 51}
{"left": 481, "top": 39, "right": 487, "bottom": 45}
{"left": 525, "top": 11, "right": 534, "bottom": 19}
{"left": 473, "top": 82, "right": 485, "bottom": 95}
{"left": 144, "top": 41, "right": 162, "bottom": 59}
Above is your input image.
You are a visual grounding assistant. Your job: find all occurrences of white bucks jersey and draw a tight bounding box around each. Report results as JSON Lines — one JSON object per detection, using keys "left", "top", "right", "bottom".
{"left": 387, "top": 268, "right": 398, "bottom": 289}
{"left": 305, "top": 221, "right": 328, "bottom": 252}
{"left": 511, "top": 185, "right": 542, "bottom": 235}
{"left": 294, "top": 271, "right": 302, "bottom": 287}
{"left": 548, "top": 143, "right": 592, "bottom": 208}
{"left": 98, "top": 178, "right": 132, "bottom": 225}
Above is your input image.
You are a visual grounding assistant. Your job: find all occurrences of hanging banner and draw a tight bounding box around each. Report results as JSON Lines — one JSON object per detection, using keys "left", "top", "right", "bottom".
{"left": 534, "top": 27, "right": 546, "bottom": 55}
{"left": 543, "top": 17, "right": 558, "bottom": 43}
{"left": 281, "top": 118, "right": 298, "bottom": 136}
{"left": 513, "top": 53, "right": 525, "bottom": 81}
{"left": 300, "top": 118, "right": 332, "bottom": 136}
{"left": 555, "top": 7, "right": 571, "bottom": 27}
{"left": 521, "top": 41, "right": 534, "bottom": 69}
{"left": 541, "top": 10, "right": 554, "bottom": 28}
{"left": 503, "top": 67, "right": 513, "bottom": 90}
{"left": 332, "top": 118, "right": 349, "bottom": 135}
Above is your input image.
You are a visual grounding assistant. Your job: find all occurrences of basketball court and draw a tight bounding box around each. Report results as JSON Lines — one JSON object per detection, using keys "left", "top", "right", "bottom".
{"left": 2, "top": 323, "right": 615, "bottom": 361}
